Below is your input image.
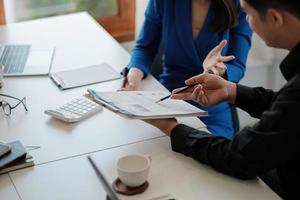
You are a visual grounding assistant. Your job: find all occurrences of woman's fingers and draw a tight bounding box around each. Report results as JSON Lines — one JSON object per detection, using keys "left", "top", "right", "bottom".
{"left": 204, "top": 55, "right": 232, "bottom": 76}
{"left": 209, "top": 40, "right": 227, "bottom": 56}
{"left": 218, "top": 40, "right": 228, "bottom": 50}
{"left": 209, "top": 67, "right": 219, "bottom": 75}
{"left": 119, "top": 80, "right": 141, "bottom": 91}
{"left": 220, "top": 55, "right": 235, "bottom": 62}
{"left": 215, "top": 62, "right": 227, "bottom": 70}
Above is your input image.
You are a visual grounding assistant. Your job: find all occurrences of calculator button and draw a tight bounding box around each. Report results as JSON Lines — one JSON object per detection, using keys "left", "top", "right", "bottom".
{"left": 45, "top": 98, "right": 102, "bottom": 122}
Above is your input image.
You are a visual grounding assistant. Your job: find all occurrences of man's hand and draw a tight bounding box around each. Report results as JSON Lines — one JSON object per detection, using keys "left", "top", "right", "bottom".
{"left": 143, "top": 118, "right": 178, "bottom": 136}
{"left": 203, "top": 40, "right": 235, "bottom": 77}
{"left": 119, "top": 68, "right": 144, "bottom": 91}
{"left": 171, "top": 73, "right": 237, "bottom": 106}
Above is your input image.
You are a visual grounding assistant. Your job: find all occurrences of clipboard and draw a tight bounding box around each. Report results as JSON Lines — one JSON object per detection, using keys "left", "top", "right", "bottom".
{"left": 86, "top": 89, "right": 208, "bottom": 120}
{"left": 87, "top": 89, "right": 134, "bottom": 117}
{"left": 50, "top": 63, "right": 121, "bottom": 90}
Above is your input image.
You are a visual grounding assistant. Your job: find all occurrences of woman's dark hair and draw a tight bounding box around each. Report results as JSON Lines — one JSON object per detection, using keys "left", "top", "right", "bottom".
{"left": 244, "top": 0, "right": 300, "bottom": 19}
{"left": 211, "top": 0, "right": 239, "bottom": 32}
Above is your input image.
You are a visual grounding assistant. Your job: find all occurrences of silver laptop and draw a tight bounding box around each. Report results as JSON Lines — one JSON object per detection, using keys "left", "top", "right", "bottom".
{"left": 88, "top": 156, "right": 120, "bottom": 200}
{"left": 0, "top": 44, "right": 55, "bottom": 76}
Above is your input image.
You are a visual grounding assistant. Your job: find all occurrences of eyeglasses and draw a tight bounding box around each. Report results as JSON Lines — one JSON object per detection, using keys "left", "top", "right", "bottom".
{"left": 0, "top": 94, "right": 28, "bottom": 116}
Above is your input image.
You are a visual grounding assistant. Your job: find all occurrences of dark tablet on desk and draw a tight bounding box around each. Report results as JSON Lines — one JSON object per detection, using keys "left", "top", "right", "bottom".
{"left": 87, "top": 156, "right": 120, "bottom": 200}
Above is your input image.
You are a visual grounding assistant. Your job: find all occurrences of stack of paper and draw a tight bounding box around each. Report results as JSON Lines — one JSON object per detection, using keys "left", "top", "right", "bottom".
{"left": 86, "top": 89, "right": 208, "bottom": 119}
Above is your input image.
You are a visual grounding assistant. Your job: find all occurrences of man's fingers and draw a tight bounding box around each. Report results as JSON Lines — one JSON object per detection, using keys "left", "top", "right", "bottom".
{"left": 192, "top": 86, "right": 208, "bottom": 106}
{"left": 171, "top": 92, "right": 193, "bottom": 100}
{"left": 185, "top": 74, "right": 206, "bottom": 85}
{"left": 172, "top": 86, "right": 194, "bottom": 94}
{"left": 191, "top": 85, "right": 203, "bottom": 102}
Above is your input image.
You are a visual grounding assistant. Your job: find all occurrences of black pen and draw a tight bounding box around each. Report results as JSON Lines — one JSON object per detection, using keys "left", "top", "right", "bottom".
{"left": 121, "top": 67, "right": 129, "bottom": 88}
{"left": 155, "top": 70, "right": 215, "bottom": 103}
{"left": 155, "top": 83, "right": 198, "bottom": 103}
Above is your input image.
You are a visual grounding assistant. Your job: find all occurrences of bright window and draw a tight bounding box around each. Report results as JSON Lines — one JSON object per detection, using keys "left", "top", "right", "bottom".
{"left": 5, "top": 0, "right": 118, "bottom": 23}
{"left": 1, "top": 0, "right": 135, "bottom": 42}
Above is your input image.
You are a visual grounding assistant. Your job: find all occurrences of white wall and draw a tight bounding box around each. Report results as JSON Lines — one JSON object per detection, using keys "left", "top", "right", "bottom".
{"left": 121, "top": 0, "right": 147, "bottom": 52}
{"left": 122, "top": 0, "right": 288, "bottom": 128}
{"left": 135, "top": 0, "right": 148, "bottom": 36}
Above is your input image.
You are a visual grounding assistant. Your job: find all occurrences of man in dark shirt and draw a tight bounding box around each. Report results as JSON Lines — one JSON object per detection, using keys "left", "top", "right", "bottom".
{"left": 143, "top": 0, "right": 300, "bottom": 199}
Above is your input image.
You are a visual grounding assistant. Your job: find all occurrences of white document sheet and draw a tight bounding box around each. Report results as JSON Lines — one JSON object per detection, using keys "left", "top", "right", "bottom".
{"left": 88, "top": 90, "right": 208, "bottom": 119}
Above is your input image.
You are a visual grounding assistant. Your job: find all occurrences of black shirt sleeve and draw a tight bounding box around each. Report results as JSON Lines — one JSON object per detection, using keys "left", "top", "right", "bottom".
{"left": 234, "top": 85, "right": 275, "bottom": 118}
{"left": 170, "top": 83, "right": 300, "bottom": 180}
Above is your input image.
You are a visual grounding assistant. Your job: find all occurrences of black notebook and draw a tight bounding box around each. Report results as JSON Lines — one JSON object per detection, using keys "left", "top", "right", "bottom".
{"left": 0, "top": 143, "right": 11, "bottom": 158}
{"left": 0, "top": 154, "right": 34, "bottom": 174}
{"left": 0, "top": 141, "right": 27, "bottom": 170}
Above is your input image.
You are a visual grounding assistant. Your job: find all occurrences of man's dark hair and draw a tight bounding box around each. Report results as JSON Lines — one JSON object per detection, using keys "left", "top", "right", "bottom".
{"left": 211, "top": 0, "right": 239, "bottom": 32}
{"left": 244, "top": 0, "right": 300, "bottom": 19}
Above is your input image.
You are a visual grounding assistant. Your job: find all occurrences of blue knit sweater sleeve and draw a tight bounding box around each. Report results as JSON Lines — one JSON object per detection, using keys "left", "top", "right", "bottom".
{"left": 127, "top": 0, "right": 162, "bottom": 76}
{"left": 225, "top": 2, "right": 253, "bottom": 83}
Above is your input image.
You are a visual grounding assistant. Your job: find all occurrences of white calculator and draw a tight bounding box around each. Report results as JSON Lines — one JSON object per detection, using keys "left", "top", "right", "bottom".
{"left": 44, "top": 98, "right": 102, "bottom": 122}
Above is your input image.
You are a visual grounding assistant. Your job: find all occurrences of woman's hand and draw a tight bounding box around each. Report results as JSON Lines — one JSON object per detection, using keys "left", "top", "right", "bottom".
{"left": 171, "top": 73, "right": 237, "bottom": 106}
{"left": 119, "top": 68, "right": 144, "bottom": 91}
{"left": 143, "top": 118, "right": 178, "bottom": 136}
{"left": 203, "top": 40, "right": 235, "bottom": 77}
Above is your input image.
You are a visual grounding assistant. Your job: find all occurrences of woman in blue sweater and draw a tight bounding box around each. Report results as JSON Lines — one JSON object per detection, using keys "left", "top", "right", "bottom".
{"left": 121, "top": 0, "right": 252, "bottom": 139}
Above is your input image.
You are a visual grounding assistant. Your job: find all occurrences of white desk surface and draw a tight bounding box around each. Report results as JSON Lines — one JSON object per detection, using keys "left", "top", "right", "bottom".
{"left": 0, "top": 13, "right": 279, "bottom": 200}
{"left": 0, "top": 12, "right": 205, "bottom": 165}
{"left": 0, "top": 174, "right": 20, "bottom": 200}
{"left": 10, "top": 137, "right": 280, "bottom": 200}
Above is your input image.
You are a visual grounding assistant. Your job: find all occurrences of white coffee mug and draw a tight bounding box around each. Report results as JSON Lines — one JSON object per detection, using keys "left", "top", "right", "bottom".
{"left": 117, "top": 154, "right": 151, "bottom": 187}
{"left": 0, "top": 64, "right": 3, "bottom": 88}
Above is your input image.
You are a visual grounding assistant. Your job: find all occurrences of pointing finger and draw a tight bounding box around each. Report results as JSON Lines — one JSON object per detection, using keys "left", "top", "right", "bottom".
{"left": 221, "top": 55, "right": 235, "bottom": 62}
{"left": 210, "top": 40, "right": 228, "bottom": 55}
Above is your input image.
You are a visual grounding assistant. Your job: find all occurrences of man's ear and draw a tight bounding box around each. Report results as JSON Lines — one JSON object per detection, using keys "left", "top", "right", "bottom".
{"left": 266, "top": 8, "right": 284, "bottom": 27}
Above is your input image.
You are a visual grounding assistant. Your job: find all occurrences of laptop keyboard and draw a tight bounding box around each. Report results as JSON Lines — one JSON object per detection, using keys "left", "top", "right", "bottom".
{"left": 0, "top": 45, "right": 31, "bottom": 74}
